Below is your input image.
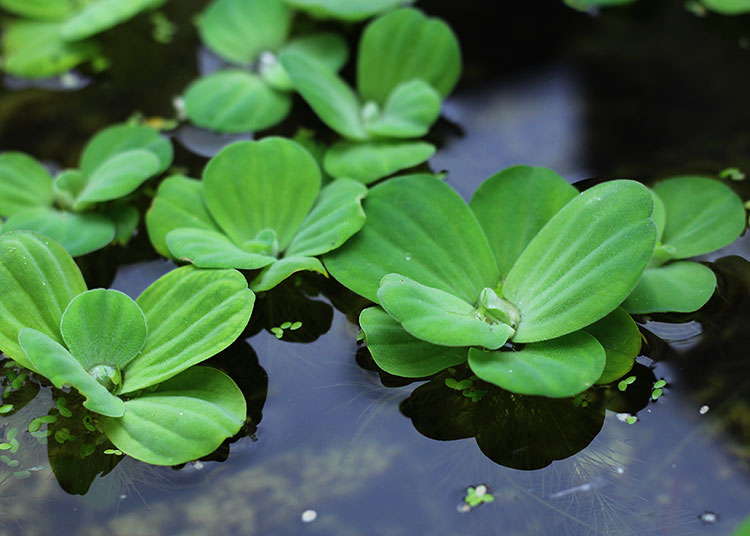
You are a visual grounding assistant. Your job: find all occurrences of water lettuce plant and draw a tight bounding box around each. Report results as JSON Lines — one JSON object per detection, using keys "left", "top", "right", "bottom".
{"left": 325, "top": 168, "right": 656, "bottom": 398}
{"left": 622, "top": 176, "right": 745, "bottom": 314}
{"left": 146, "top": 137, "right": 366, "bottom": 291}
{"left": 284, "top": 0, "right": 407, "bottom": 21}
{"left": 281, "top": 8, "right": 461, "bottom": 184}
{"left": 0, "top": 123, "right": 173, "bottom": 256}
{"left": 186, "top": 0, "right": 348, "bottom": 133}
{"left": 564, "top": 0, "right": 750, "bottom": 13}
{"left": 0, "top": 231, "right": 254, "bottom": 465}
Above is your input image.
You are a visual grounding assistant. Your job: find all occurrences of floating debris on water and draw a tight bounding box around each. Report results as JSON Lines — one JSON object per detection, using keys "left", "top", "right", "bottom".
{"left": 699, "top": 405, "right": 709, "bottom": 415}
{"left": 460, "top": 483, "right": 495, "bottom": 511}
{"left": 550, "top": 477, "right": 606, "bottom": 499}
{"left": 301, "top": 509, "right": 317, "bottom": 523}
{"left": 699, "top": 511, "right": 719, "bottom": 524}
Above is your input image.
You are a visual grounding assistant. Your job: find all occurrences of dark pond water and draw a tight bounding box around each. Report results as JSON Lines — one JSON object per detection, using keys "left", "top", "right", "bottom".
{"left": 1, "top": 1, "right": 749, "bottom": 534}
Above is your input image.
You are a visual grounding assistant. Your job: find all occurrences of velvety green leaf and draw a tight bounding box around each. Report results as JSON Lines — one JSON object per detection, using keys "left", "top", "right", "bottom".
{"left": 504, "top": 180, "right": 656, "bottom": 343}
{"left": 378, "top": 274, "right": 514, "bottom": 349}
{"left": 184, "top": 70, "right": 292, "bottom": 133}
{"left": 105, "top": 202, "right": 139, "bottom": 244}
{"left": 204, "top": 138, "right": 321, "bottom": 251}
{"left": 285, "top": 0, "right": 405, "bottom": 21}
{"left": 286, "top": 178, "right": 366, "bottom": 257}
{"left": 650, "top": 189, "right": 666, "bottom": 243}
{"left": 18, "top": 328, "right": 125, "bottom": 417}
{"left": 54, "top": 169, "right": 88, "bottom": 211}
{"left": 265, "top": 33, "right": 349, "bottom": 91}
{"left": 622, "top": 261, "right": 716, "bottom": 314}
{"left": 360, "top": 306, "right": 468, "bottom": 377}
{"left": 123, "top": 266, "right": 254, "bottom": 393}
{"left": 166, "top": 228, "right": 276, "bottom": 269}
{"left": 0, "top": 152, "right": 54, "bottom": 217}
{"left": 249, "top": 255, "right": 327, "bottom": 292}
{"left": 468, "top": 331, "right": 605, "bottom": 398}
{"left": 469, "top": 165, "right": 578, "bottom": 279}
{"left": 2, "top": 208, "right": 116, "bottom": 257}
{"left": 653, "top": 176, "right": 745, "bottom": 259}
{"left": 582, "top": 307, "right": 640, "bottom": 384}
{"left": 0, "top": 0, "right": 76, "bottom": 20}
{"left": 61, "top": 0, "right": 165, "bottom": 41}
{"left": 323, "top": 140, "right": 435, "bottom": 184}
{"left": 324, "top": 175, "right": 499, "bottom": 304}
{"left": 357, "top": 8, "right": 461, "bottom": 104}
{"left": 365, "top": 80, "right": 441, "bottom": 138}
{"left": 74, "top": 149, "right": 160, "bottom": 207}
{"left": 0, "top": 231, "right": 87, "bottom": 370}
{"left": 701, "top": 0, "right": 750, "bottom": 14}
{"left": 60, "top": 289, "right": 147, "bottom": 371}
{"left": 280, "top": 50, "right": 367, "bottom": 140}
{"left": 145, "top": 175, "right": 221, "bottom": 258}
{"left": 100, "top": 367, "right": 245, "bottom": 465}
{"left": 80, "top": 124, "right": 173, "bottom": 177}
{"left": 2, "top": 20, "right": 101, "bottom": 78}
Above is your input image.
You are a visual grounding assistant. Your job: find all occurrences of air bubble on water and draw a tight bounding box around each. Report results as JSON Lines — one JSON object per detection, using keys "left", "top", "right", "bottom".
{"left": 301, "top": 509, "right": 317, "bottom": 523}
{"left": 699, "top": 405, "right": 709, "bottom": 415}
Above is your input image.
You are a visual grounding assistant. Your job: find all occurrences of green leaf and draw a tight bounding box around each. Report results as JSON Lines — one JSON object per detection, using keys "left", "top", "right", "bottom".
{"left": 2, "top": 208, "right": 116, "bottom": 257}
{"left": 53, "top": 169, "right": 87, "bottom": 210}
{"left": 286, "top": 178, "right": 366, "bottom": 257}
{"left": 100, "top": 367, "right": 245, "bottom": 465}
{"left": 469, "top": 165, "right": 578, "bottom": 279}
{"left": 0, "top": 231, "right": 87, "bottom": 370}
{"left": 582, "top": 308, "right": 640, "bottom": 384}
{"left": 166, "top": 228, "right": 276, "bottom": 269}
{"left": 249, "top": 255, "right": 327, "bottom": 292}
{"left": 468, "top": 331, "right": 605, "bottom": 398}
{"left": 123, "top": 266, "right": 254, "bottom": 393}
{"left": 504, "top": 180, "right": 656, "bottom": 343}
{"left": 184, "top": 70, "right": 292, "bottom": 133}
{"left": 564, "top": 0, "right": 636, "bottom": 10}
{"left": 378, "top": 274, "right": 514, "bottom": 349}
{"left": 18, "top": 328, "right": 124, "bottom": 417}
{"left": 60, "top": 289, "right": 148, "bottom": 372}
{"left": 365, "top": 80, "right": 441, "bottom": 138}
{"left": 74, "top": 149, "right": 160, "bottom": 208}
{"left": 652, "top": 176, "right": 745, "bottom": 259}
{"left": 280, "top": 51, "right": 367, "bottom": 140}
{"left": 265, "top": 33, "right": 349, "bottom": 91}
{"left": 284, "top": 0, "right": 405, "bottom": 21}
{"left": 2, "top": 20, "right": 100, "bottom": 78}
{"left": 203, "top": 138, "right": 321, "bottom": 251}
{"left": 701, "top": 0, "right": 750, "bottom": 14}
{"left": 145, "top": 175, "right": 221, "bottom": 258}
{"left": 61, "top": 0, "right": 166, "bottom": 41}
{"left": 0, "top": 152, "right": 54, "bottom": 217}
{"left": 104, "top": 202, "right": 139, "bottom": 244}
{"left": 650, "top": 189, "right": 666, "bottom": 243}
{"left": 622, "top": 261, "right": 716, "bottom": 314}
{"left": 197, "top": 0, "right": 291, "bottom": 65}
{"left": 357, "top": 8, "right": 461, "bottom": 104}
{"left": 323, "top": 140, "right": 435, "bottom": 184}
{"left": 360, "top": 306, "right": 468, "bottom": 377}
{"left": 324, "top": 175, "right": 499, "bottom": 303}
{"left": 0, "top": 0, "right": 77, "bottom": 20}
{"left": 80, "top": 124, "right": 173, "bottom": 178}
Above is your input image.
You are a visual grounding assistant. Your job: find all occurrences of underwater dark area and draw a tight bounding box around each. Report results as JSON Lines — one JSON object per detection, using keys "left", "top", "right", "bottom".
{"left": 0, "top": 0, "right": 749, "bottom": 534}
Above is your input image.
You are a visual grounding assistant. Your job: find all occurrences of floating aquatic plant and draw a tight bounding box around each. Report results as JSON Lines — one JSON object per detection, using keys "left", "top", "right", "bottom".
{"left": 284, "top": 0, "right": 407, "bottom": 21}
{"left": 564, "top": 0, "right": 750, "bottom": 14}
{"left": 0, "top": 231, "right": 254, "bottom": 465}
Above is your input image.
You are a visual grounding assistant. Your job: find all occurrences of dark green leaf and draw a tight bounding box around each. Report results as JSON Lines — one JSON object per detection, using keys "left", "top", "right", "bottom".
{"left": 284, "top": 0, "right": 405, "bottom": 21}
{"left": 582, "top": 308, "right": 640, "bottom": 384}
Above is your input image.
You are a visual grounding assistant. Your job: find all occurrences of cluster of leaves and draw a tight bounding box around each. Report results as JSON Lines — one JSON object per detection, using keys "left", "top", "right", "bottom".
{"left": 564, "top": 0, "right": 750, "bottom": 14}
{"left": 0, "top": 0, "right": 167, "bottom": 78}
{"left": 0, "top": 123, "right": 173, "bottom": 256}
{"left": 0, "top": 231, "right": 254, "bottom": 465}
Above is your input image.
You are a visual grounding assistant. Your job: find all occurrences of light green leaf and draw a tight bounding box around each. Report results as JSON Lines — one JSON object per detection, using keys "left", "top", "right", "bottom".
{"left": 468, "top": 331, "right": 605, "bottom": 398}
{"left": 61, "top": 0, "right": 165, "bottom": 41}
{"left": 622, "top": 261, "right": 716, "bottom": 314}
{"left": 166, "top": 228, "right": 276, "bottom": 269}
{"left": 360, "top": 306, "right": 469, "bottom": 377}
{"left": 378, "top": 274, "right": 514, "bottom": 349}
{"left": 105, "top": 202, "right": 139, "bottom": 244}
{"left": 0, "top": 231, "right": 87, "bottom": 370}
{"left": 323, "top": 140, "right": 435, "bottom": 184}
{"left": 504, "top": 180, "right": 656, "bottom": 343}
{"left": 701, "top": 0, "right": 750, "bottom": 14}
{"left": 650, "top": 189, "right": 666, "bottom": 244}
{"left": 284, "top": 0, "right": 405, "bottom": 21}
{"left": 80, "top": 124, "right": 173, "bottom": 177}
{"left": 100, "top": 367, "right": 245, "bottom": 465}
{"left": 470, "top": 165, "right": 578, "bottom": 279}
{"left": 18, "top": 328, "right": 124, "bottom": 417}
{"left": 249, "top": 255, "right": 327, "bottom": 292}
{"left": 203, "top": 138, "right": 321, "bottom": 251}
{"left": 324, "top": 175, "right": 499, "bottom": 304}
{"left": 0, "top": 0, "right": 77, "bottom": 20}
{"left": 2, "top": 208, "right": 116, "bottom": 257}
{"left": 357, "top": 8, "right": 461, "bottom": 104}
{"left": 54, "top": 169, "right": 88, "bottom": 211}
{"left": 184, "top": 70, "right": 292, "bottom": 133}
{"left": 286, "top": 178, "right": 366, "bottom": 257}
{"left": 198, "top": 0, "right": 291, "bottom": 65}
{"left": 265, "top": 33, "right": 349, "bottom": 91}
{"left": 365, "top": 80, "right": 441, "bottom": 138}
{"left": 0, "top": 152, "right": 54, "bottom": 217}
{"left": 123, "top": 266, "right": 254, "bottom": 393}
{"left": 75, "top": 149, "right": 160, "bottom": 208}
{"left": 653, "top": 176, "right": 745, "bottom": 259}
{"left": 145, "top": 175, "right": 221, "bottom": 258}
{"left": 60, "top": 289, "right": 148, "bottom": 372}
{"left": 280, "top": 51, "right": 367, "bottom": 140}
{"left": 582, "top": 308, "right": 640, "bottom": 384}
